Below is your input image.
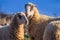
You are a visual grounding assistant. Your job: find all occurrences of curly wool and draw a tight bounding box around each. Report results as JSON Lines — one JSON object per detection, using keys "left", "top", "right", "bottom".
{"left": 43, "top": 21, "right": 60, "bottom": 40}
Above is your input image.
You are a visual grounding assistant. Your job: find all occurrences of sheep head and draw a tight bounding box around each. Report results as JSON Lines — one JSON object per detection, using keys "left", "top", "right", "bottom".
{"left": 25, "top": 2, "right": 36, "bottom": 20}
{"left": 11, "top": 12, "right": 28, "bottom": 26}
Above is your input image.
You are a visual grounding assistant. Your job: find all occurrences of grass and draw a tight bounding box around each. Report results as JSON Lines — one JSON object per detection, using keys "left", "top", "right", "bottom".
{"left": 24, "top": 33, "right": 30, "bottom": 40}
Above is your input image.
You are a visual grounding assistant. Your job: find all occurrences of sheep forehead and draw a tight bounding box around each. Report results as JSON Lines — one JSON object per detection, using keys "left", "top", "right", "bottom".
{"left": 15, "top": 12, "right": 26, "bottom": 17}
{"left": 18, "top": 12, "right": 25, "bottom": 16}
{"left": 28, "top": 2, "right": 33, "bottom": 5}
{"left": 20, "top": 12, "right": 25, "bottom": 16}
{"left": 28, "top": 2, "right": 35, "bottom": 6}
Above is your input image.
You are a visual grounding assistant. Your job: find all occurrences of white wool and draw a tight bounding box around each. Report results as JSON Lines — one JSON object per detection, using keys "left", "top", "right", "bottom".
{"left": 0, "top": 25, "right": 8, "bottom": 29}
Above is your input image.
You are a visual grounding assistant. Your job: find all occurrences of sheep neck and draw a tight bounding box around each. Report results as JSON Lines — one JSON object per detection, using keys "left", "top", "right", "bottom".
{"left": 29, "top": 7, "right": 41, "bottom": 24}
{"left": 9, "top": 19, "right": 24, "bottom": 40}
{"left": 16, "top": 24, "right": 24, "bottom": 40}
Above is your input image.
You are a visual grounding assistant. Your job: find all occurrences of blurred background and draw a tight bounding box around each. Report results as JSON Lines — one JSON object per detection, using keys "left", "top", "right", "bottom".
{"left": 0, "top": 0, "right": 60, "bottom": 16}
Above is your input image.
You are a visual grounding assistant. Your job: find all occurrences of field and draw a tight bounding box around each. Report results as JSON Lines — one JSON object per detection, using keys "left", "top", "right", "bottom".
{"left": 24, "top": 33, "right": 30, "bottom": 40}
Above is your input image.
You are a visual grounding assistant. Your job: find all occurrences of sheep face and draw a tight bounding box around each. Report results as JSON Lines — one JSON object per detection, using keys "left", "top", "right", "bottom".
{"left": 25, "top": 2, "right": 35, "bottom": 11}
{"left": 14, "top": 12, "right": 28, "bottom": 26}
{"left": 25, "top": 3, "right": 35, "bottom": 19}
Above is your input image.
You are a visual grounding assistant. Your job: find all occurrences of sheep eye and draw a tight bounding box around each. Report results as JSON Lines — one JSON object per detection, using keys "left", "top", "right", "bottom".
{"left": 18, "top": 15, "right": 22, "bottom": 19}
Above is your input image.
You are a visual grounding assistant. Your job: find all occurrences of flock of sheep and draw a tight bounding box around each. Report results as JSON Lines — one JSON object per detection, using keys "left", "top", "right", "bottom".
{"left": 0, "top": 2, "right": 60, "bottom": 40}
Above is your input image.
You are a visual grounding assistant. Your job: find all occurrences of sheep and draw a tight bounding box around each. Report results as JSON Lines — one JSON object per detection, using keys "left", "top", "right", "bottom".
{"left": 25, "top": 3, "right": 60, "bottom": 40}
{"left": 43, "top": 21, "right": 60, "bottom": 40}
{"left": 0, "top": 14, "right": 11, "bottom": 26}
{"left": 0, "top": 12, "right": 28, "bottom": 40}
